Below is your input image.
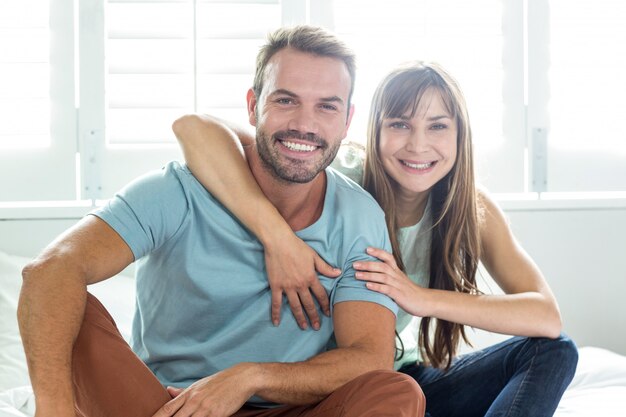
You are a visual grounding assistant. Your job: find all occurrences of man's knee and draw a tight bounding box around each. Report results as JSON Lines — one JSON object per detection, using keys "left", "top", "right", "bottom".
{"left": 345, "top": 370, "right": 425, "bottom": 416}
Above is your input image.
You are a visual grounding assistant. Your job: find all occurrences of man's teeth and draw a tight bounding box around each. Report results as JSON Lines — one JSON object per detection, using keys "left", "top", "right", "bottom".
{"left": 281, "top": 140, "right": 317, "bottom": 152}
{"left": 402, "top": 160, "right": 434, "bottom": 170}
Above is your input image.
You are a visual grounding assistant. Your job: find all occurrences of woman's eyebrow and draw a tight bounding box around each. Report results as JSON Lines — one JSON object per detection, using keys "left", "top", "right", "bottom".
{"left": 426, "top": 114, "right": 452, "bottom": 121}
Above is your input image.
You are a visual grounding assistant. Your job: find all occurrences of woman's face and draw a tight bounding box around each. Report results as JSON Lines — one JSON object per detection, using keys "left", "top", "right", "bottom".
{"left": 378, "top": 88, "right": 458, "bottom": 198}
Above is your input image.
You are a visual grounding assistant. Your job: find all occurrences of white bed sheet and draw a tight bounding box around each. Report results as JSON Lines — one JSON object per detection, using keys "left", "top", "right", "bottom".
{"left": 2, "top": 250, "right": 626, "bottom": 416}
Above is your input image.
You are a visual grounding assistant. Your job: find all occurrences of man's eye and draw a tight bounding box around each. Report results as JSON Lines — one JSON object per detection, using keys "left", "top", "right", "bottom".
{"left": 321, "top": 103, "right": 338, "bottom": 111}
{"left": 276, "top": 98, "right": 294, "bottom": 105}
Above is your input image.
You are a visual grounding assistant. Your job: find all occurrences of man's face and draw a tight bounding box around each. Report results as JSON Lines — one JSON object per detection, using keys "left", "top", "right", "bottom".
{"left": 247, "top": 48, "right": 354, "bottom": 184}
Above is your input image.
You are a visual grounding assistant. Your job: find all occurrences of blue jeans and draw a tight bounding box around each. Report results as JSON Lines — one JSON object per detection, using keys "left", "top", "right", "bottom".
{"left": 398, "top": 334, "right": 578, "bottom": 417}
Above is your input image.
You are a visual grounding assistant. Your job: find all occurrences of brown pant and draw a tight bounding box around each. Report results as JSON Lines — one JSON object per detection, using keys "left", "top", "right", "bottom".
{"left": 73, "top": 293, "right": 425, "bottom": 417}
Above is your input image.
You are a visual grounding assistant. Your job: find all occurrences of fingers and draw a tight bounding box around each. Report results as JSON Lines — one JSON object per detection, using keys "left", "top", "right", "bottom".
{"left": 354, "top": 270, "right": 390, "bottom": 285}
{"left": 352, "top": 260, "right": 392, "bottom": 274}
{"left": 310, "top": 281, "right": 331, "bottom": 317}
{"left": 273, "top": 283, "right": 326, "bottom": 330}
{"left": 298, "top": 289, "right": 321, "bottom": 330}
{"left": 366, "top": 246, "right": 398, "bottom": 268}
{"left": 271, "top": 289, "right": 283, "bottom": 326}
{"left": 152, "top": 393, "right": 184, "bottom": 417}
{"left": 167, "top": 386, "right": 184, "bottom": 398}
{"left": 285, "top": 291, "right": 308, "bottom": 330}
{"left": 363, "top": 281, "right": 391, "bottom": 296}
{"left": 313, "top": 255, "right": 341, "bottom": 278}
{"left": 285, "top": 289, "right": 323, "bottom": 330}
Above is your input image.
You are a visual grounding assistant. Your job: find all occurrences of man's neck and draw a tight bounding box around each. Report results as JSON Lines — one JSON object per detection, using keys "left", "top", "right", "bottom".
{"left": 246, "top": 147, "right": 327, "bottom": 232}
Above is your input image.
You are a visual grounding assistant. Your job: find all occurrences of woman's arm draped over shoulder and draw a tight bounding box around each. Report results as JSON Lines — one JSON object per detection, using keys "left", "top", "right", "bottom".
{"left": 355, "top": 189, "right": 562, "bottom": 338}
{"left": 172, "top": 114, "right": 341, "bottom": 329}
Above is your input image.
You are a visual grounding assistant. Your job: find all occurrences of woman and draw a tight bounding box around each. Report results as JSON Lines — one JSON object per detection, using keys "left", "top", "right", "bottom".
{"left": 172, "top": 61, "right": 578, "bottom": 416}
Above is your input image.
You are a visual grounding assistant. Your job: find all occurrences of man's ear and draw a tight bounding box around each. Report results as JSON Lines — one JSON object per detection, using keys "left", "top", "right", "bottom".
{"left": 246, "top": 88, "right": 258, "bottom": 127}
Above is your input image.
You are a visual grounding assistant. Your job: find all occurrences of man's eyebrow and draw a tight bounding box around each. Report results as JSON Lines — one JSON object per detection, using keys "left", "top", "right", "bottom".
{"left": 269, "top": 89, "right": 298, "bottom": 98}
{"left": 269, "top": 89, "right": 345, "bottom": 106}
{"left": 320, "top": 96, "right": 345, "bottom": 105}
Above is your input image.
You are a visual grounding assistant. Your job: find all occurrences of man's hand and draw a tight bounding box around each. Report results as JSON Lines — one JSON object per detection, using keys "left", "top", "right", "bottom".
{"left": 263, "top": 233, "right": 341, "bottom": 330}
{"left": 151, "top": 364, "right": 259, "bottom": 417}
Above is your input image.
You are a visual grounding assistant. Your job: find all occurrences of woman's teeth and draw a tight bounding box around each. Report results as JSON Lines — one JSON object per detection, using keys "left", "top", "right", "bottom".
{"left": 401, "top": 160, "right": 434, "bottom": 170}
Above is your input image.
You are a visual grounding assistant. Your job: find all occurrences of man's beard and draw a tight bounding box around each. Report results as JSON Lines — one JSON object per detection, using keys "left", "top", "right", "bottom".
{"left": 256, "top": 128, "right": 341, "bottom": 184}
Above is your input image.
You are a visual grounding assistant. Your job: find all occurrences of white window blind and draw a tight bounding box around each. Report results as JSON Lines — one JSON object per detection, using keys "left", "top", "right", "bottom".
{"left": 3, "top": 0, "right": 625, "bottom": 208}
{"left": 0, "top": 0, "right": 77, "bottom": 202}
{"left": 106, "top": 0, "right": 280, "bottom": 146}
{"left": 546, "top": 0, "right": 626, "bottom": 192}
{"left": 92, "top": 0, "right": 281, "bottom": 199}
{"left": 332, "top": 0, "right": 521, "bottom": 193}
{"left": 0, "top": 1, "right": 49, "bottom": 149}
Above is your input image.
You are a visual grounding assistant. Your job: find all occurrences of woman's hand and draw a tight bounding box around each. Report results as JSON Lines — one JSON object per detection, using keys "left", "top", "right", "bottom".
{"left": 263, "top": 233, "right": 341, "bottom": 330}
{"left": 353, "top": 247, "right": 426, "bottom": 317}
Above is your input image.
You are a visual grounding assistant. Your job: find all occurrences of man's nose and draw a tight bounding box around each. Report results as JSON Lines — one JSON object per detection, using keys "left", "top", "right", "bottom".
{"left": 286, "top": 106, "right": 319, "bottom": 137}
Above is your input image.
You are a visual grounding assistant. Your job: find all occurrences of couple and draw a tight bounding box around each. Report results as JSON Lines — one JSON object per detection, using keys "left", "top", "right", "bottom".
{"left": 18, "top": 25, "right": 577, "bottom": 417}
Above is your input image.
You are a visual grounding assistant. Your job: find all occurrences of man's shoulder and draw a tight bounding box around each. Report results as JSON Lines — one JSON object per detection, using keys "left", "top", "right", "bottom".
{"left": 326, "top": 166, "right": 382, "bottom": 213}
{"left": 121, "top": 161, "right": 199, "bottom": 197}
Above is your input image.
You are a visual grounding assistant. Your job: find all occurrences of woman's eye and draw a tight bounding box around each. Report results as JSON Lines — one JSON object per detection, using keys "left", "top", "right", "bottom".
{"left": 431, "top": 123, "right": 448, "bottom": 130}
{"left": 389, "top": 121, "right": 410, "bottom": 130}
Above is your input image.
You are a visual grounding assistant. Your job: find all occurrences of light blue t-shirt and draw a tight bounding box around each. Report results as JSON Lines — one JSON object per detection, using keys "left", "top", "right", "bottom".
{"left": 91, "top": 161, "right": 396, "bottom": 406}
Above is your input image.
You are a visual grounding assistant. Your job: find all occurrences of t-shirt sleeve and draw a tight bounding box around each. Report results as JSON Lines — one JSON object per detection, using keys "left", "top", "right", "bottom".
{"left": 330, "top": 200, "right": 398, "bottom": 316}
{"left": 90, "top": 164, "right": 189, "bottom": 261}
{"left": 332, "top": 230, "right": 397, "bottom": 315}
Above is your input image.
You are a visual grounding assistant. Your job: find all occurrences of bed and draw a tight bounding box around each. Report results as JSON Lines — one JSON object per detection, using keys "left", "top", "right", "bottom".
{"left": 2, "top": 249, "right": 626, "bottom": 417}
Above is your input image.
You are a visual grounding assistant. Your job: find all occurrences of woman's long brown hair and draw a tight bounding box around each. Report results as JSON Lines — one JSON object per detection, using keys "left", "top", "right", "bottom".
{"left": 363, "top": 62, "right": 483, "bottom": 369}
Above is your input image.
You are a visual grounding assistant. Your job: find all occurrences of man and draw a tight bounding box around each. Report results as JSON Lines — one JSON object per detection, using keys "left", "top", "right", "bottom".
{"left": 18, "top": 26, "right": 425, "bottom": 417}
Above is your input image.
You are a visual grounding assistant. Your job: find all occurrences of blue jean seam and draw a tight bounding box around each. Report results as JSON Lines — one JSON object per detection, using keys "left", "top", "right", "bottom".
{"left": 502, "top": 338, "right": 540, "bottom": 417}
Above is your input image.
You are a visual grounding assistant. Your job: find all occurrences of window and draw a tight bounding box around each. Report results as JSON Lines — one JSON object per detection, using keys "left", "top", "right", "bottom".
{"left": 332, "top": 0, "right": 517, "bottom": 192}
{"left": 545, "top": 0, "right": 626, "bottom": 192}
{"left": 1, "top": 0, "right": 625, "bottom": 209}
{"left": 90, "top": 0, "right": 282, "bottom": 198}
{"left": 0, "top": 0, "right": 77, "bottom": 202}
{"left": 0, "top": 2, "right": 50, "bottom": 149}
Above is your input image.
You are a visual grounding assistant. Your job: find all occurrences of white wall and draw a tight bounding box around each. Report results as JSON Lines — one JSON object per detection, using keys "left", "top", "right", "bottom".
{"left": 1, "top": 203, "right": 625, "bottom": 354}
{"left": 506, "top": 205, "right": 626, "bottom": 354}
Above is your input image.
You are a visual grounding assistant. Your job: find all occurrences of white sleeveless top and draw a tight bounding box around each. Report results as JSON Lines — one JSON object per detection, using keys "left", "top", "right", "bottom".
{"left": 331, "top": 144, "right": 432, "bottom": 368}
{"left": 395, "top": 200, "right": 431, "bottom": 368}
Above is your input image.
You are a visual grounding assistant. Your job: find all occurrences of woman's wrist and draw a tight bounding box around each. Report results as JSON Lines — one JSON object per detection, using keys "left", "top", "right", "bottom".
{"left": 250, "top": 203, "right": 293, "bottom": 249}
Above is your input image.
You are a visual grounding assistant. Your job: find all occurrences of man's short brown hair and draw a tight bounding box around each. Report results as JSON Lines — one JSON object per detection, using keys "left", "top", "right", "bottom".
{"left": 253, "top": 25, "right": 356, "bottom": 107}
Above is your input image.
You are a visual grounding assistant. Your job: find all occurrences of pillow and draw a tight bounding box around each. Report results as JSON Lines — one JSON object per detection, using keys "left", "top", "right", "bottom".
{"left": 0, "top": 251, "right": 31, "bottom": 392}
{"left": 555, "top": 347, "right": 626, "bottom": 417}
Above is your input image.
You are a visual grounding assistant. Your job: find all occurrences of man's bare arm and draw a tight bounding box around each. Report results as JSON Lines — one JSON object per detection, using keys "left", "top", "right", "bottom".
{"left": 255, "top": 301, "right": 396, "bottom": 404}
{"left": 153, "top": 301, "right": 396, "bottom": 416}
{"left": 17, "top": 215, "right": 134, "bottom": 417}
